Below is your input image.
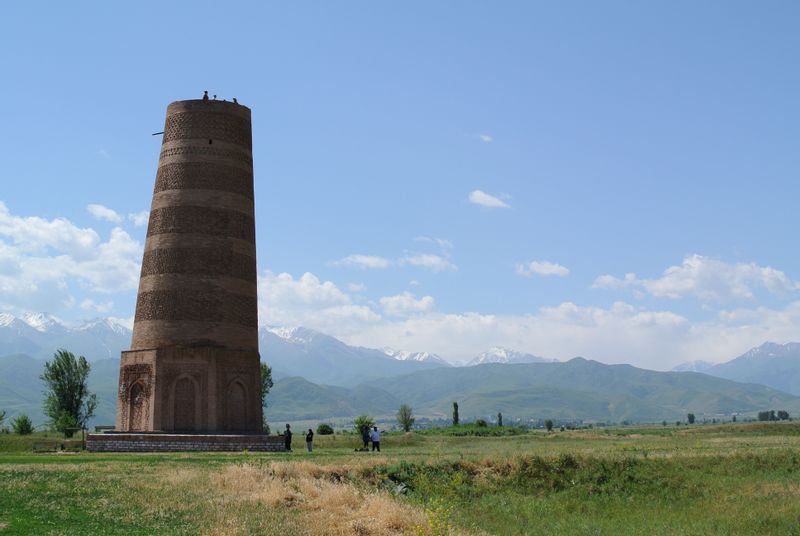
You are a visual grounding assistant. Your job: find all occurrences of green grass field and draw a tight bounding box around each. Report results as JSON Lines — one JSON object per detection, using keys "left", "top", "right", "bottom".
{"left": 1, "top": 422, "right": 799, "bottom": 535}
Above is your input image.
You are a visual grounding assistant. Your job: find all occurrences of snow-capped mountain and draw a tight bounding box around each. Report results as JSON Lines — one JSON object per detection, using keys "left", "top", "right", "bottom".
{"left": 672, "top": 360, "right": 715, "bottom": 373}
{"left": 21, "top": 312, "right": 66, "bottom": 333}
{"left": 703, "top": 342, "right": 800, "bottom": 395}
{"left": 76, "top": 318, "right": 131, "bottom": 336}
{"left": 0, "top": 313, "right": 132, "bottom": 360}
{"left": 467, "top": 346, "right": 554, "bottom": 366}
{"left": 258, "top": 326, "right": 447, "bottom": 386}
{"left": 382, "top": 347, "right": 450, "bottom": 366}
{"left": 734, "top": 342, "right": 800, "bottom": 361}
{"left": 263, "top": 326, "right": 320, "bottom": 345}
{"left": 0, "top": 314, "right": 449, "bottom": 384}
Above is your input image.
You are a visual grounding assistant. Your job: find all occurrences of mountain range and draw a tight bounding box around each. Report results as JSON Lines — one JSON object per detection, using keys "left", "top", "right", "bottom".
{"left": 467, "top": 347, "right": 555, "bottom": 366}
{"left": 0, "top": 313, "right": 131, "bottom": 361}
{"left": 1, "top": 313, "right": 800, "bottom": 426}
{"left": 3, "top": 352, "right": 797, "bottom": 427}
{"left": 691, "top": 342, "right": 800, "bottom": 396}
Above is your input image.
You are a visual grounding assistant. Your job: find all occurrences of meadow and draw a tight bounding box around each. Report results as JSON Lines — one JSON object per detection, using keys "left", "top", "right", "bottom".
{"left": 1, "top": 422, "right": 799, "bottom": 535}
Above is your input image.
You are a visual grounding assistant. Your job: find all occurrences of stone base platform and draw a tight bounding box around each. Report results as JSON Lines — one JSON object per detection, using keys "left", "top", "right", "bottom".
{"left": 87, "top": 432, "right": 286, "bottom": 452}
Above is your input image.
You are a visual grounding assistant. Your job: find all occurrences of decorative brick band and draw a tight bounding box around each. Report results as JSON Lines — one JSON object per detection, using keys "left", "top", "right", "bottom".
{"left": 155, "top": 162, "right": 254, "bottom": 200}
{"left": 141, "top": 248, "right": 256, "bottom": 281}
{"left": 159, "top": 145, "right": 253, "bottom": 167}
{"left": 163, "top": 111, "right": 252, "bottom": 149}
{"left": 87, "top": 433, "right": 285, "bottom": 452}
{"left": 134, "top": 289, "right": 257, "bottom": 327}
{"left": 146, "top": 206, "right": 255, "bottom": 243}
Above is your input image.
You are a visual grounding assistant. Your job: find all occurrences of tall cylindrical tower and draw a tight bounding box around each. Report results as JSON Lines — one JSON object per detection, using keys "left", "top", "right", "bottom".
{"left": 133, "top": 100, "right": 257, "bottom": 350}
{"left": 115, "top": 98, "right": 262, "bottom": 433}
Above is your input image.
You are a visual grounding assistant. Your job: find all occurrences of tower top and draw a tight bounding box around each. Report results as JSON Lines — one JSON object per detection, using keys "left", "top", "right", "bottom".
{"left": 167, "top": 98, "right": 251, "bottom": 119}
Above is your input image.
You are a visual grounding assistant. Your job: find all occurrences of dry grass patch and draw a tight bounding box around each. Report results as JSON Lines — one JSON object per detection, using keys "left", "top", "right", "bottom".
{"left": 212, "top": 462, "right": 457, "bottom": 535}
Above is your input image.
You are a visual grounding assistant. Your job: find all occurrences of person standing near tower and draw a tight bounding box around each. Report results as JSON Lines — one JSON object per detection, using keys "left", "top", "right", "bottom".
{"left": 284, "top": 424, "right": 293, "bottom": 451}
{"left": 306, "top": 428, "right": 314, "bottom": 452}
{"left": 370, "top": 426, "right": 381, "bottom": 452}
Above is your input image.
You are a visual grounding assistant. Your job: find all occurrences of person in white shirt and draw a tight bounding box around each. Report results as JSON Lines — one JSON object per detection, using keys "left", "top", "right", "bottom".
{"left": 370, "top": 426, "right": 381, "bottom": 452}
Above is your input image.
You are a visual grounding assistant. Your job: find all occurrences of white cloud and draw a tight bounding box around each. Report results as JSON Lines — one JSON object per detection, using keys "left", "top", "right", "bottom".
{"left": 128, "top": 211, "right": 149, "bottom": 227}
{"left": 401, "top": 254, "right": 456, "bottom": 272}
{"left": 345, "top": 300, "right": 800, "bottom": 370}
{"left": 414, "top": 236, "right": 454, "bottom": 255}
{"left": 257, "top": 271, "right": 380, "bottom": 335}
{"left": 347, "top": 282, "right": 366, "bottom": 292}
{"left": 592, "top": 273, "right": 638, "bottom": 290}
{"left": 333, "top": 251, "right": 457, "bottom": 272}
{"left": 0, "top": 202, "right": 142, "bottom": 314}
{"left": 468, "top": 189, "right": 510, "bottom": 209}
{"left": 247, "top": 267, "right": 800, "bottom": 370}
{"left": 87, "top": 203, "right": 122, "bottom": 223}
{"left": 0, "top": 202, "right": 99, "bottom": 258}
{"left": 379, "top": 292, "right": 435, "bottom": 316}
{"left": 409, "top": 279, "right": 421, "bottom": 287}
{"left": 516, "top": 260, "right": 569, "bottom": 277}
{"left": 332, "top": 254, "right": 392, "bottom": 269}
{"left": 478, "top": 134, "right": 493, "bottom": 143}
{"left": 593, "top": 255, "right": 798, "bottom": 302}
{"left": 80, "top": 299, "right": 114, "bottom": 313}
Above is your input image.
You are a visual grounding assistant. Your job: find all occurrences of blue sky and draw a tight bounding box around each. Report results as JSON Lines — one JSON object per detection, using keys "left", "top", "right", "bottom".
{"left": 1, "top": 2, "right": 798, "bottom": 368}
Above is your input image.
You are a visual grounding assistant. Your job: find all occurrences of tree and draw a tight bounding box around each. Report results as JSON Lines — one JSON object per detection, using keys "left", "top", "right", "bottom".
{"left": 396, "top": 404, "right": 415, "bottom": 432}
{"left": 687, "top": 413, "right": 695, "bottom": 425}
{"left": 12, "top": 414, "right": 34, "bottom": 435}
{"left": 732, "top": 415, "right": 737, "bottom": 422}
{"left": 41, "top": 349, "right": 96, "bottom": 437}
{"left": 354, "top": 414, "right": 375, "bottom": 437}
{"left": 316, "top": 423, "right": 334, "bottom": 435}
{"left": 662, "top": 420, "right": 667, "bottom": 427}
{"left": 260, "top": 362, "right": 273, "bottom": 409}
{"left": 758, "top": 411, "right": 770, "bottom": 421}
{"left": 452, "top": 402, "right": 459, "bottom": 426}
{"left": 777, "top": 410, "right": 790, "bottom": 421}
{"left": 476, "top": 418, "right": 488, "bottom": 427}
{"left": 0, "top": 410, "right": 5, "bottom": 428}
{"left": 497, "top": 412, "right": 503, "bottom": 427}
{"left": 260, "top": 363, "right": 273, "bottom": 433}
{"left": 544, "top": 419, "right": 554, "bottom": 432}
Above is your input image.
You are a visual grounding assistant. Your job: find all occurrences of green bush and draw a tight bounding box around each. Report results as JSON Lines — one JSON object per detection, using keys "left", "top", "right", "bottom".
{"left": 56, "top": 411, "right": 79, "bottom": 438}
{"left": 415, "top": 424, "right": 526, "bottom": 437}
{"left": 354, "top": 415, "right": 375, "bottom": 437}
{"left": 317, "top": 423, "right": 335, "bottom": 435}
{"left": 12, "top": 414, "right": 34, "bottom": 435}
{"left": 475, "top": 419, "right": 488, "bottom": 427}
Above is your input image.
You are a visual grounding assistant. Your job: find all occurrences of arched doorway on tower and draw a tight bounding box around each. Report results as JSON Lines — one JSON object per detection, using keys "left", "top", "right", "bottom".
{"left": 225, "top": 380, "right": 247, "bottom": 431}
{"left": 173, "top": 376, "right": 199, "bottom": 431}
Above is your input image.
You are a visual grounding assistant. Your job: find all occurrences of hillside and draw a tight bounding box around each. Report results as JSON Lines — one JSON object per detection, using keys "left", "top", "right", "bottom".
{"left": 0, "top": 354, "right": 118, "bottom": 427}
{"left": 359, "top": 358, "right": 800, "bottom": 422}
{"left": 4, "top": 350, "right": 800, "bottom": 427}
{"left": 264, "top": 377, "right": 400, "bottom": 421}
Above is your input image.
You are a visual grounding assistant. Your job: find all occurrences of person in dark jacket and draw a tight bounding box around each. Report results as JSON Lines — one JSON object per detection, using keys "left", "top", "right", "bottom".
{"left": 306, "top": 429, "right": 314, "bottom": 452}
{"left": 361, "top": 427, "right": 370, "bottom": 450}
{"left": 284, "top": 423, "right": 292, "bottom": 451}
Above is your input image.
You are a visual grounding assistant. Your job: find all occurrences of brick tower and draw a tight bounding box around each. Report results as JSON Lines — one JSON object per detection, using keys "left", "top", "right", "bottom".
{"left": 115, "top": 98, "right": 262, "bottom": 433}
